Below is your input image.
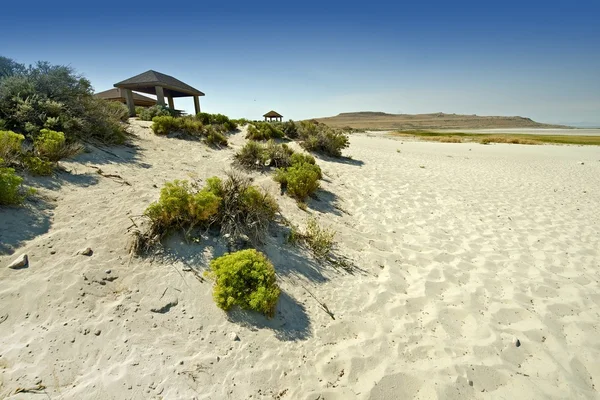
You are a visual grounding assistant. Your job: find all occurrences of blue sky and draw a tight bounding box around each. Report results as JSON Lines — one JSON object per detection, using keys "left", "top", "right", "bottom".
{"left": 3, "top": 0, "right": 600, "bottom": 125}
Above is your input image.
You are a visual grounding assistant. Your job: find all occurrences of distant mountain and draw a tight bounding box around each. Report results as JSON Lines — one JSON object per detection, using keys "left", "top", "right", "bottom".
{"left": 314, "top": 112, "right": 571, "bottom": 130}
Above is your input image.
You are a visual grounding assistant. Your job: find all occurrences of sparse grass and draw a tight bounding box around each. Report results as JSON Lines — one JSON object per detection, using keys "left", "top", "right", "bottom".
{"left": 288, "top": 216, "right": 336, "bottom": 259}
{"left": 422, "top": 136, "right": 463, "bottom": 143}
{"left": 392, "top": 130, "right": 600, "bottom": 146}
{"left": 479, "top": 136, "right": 539, "bottom": 145}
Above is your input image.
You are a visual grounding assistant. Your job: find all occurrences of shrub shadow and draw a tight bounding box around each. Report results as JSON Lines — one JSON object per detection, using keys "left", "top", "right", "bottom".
{"left": 23, "top": 169, "right": 101, "bottom": 191}
{"left": 0, "top": 196, "right": 54, "bottom": 255}
{"left": 306, "top": 188, "right": 348, "bottom": 216}
{"left": 315, "top": 154, "right": 364, "bottom": 167}
{"left": 75, "top": 140, "right": 142, "bottom": 166}
{"left": 227, "top": 291, "right": 311, "bottom": 341}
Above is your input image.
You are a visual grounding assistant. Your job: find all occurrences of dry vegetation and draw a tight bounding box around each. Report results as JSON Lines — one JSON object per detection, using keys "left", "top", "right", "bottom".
{"left": 392, "top": 130, "right": 600, "bottom": 146}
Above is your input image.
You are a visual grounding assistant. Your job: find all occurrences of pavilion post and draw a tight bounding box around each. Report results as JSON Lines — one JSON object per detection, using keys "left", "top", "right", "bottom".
{"left": 167, "top": 96, "right": 174, "bottom": 109}
{"left": 155, "top": 86, "right": 165, "bottom": 106}
{"left": 123, "top": 89, "right": 136, "bottom": 117}
{"left": 193, "top": 96, "right": 201, "bottom": 115}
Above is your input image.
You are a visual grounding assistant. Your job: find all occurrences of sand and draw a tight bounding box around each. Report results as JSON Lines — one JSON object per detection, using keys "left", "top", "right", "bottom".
{"left": 1, "top": 121, "right": 599, "bottom": 399}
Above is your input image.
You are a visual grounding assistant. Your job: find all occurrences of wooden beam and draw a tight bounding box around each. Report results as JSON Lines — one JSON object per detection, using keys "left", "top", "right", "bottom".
{"left": 123, "top": 89, "right": 136, "bottom": 117}
{"left": 193, "top": 96, "right": 201, "bottom": 115}
{"left": 155, "top": 86, "right": 165, "bottom": 106}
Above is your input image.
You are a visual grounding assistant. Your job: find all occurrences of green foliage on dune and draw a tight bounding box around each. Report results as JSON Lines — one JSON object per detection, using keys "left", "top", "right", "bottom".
{"left": 0, "top": 56, "right": 127, "bottom": 144}
{"left": 207, "top": 249, "right": 280, "bottom": 316}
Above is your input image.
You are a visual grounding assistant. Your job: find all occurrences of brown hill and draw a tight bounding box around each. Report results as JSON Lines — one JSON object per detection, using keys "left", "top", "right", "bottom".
{"left": 314, "top": 112, "right": 570, "bottom": 130}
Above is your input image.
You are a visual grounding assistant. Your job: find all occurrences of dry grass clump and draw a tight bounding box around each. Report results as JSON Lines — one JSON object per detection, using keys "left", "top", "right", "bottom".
{"left": 288, "top": 216, "right": 336, "bottom": 259}
{"left": 235, "top": 140, "right": 294, "bottom": 170}
{"left": 479, "top": 136, "right": 540, "bottom": 145}
{"left": 423, "top": 136, "right": 462, "bottom": 143}
{"left": 131, "top": 171, "right": 279, "bottom": 254}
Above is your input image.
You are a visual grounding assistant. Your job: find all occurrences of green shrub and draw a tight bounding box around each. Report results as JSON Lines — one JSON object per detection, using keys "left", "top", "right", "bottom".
{"left": 207, "top": 249, "right": 280, "bottom": 316}
{"left": 281, "top": 120, "right": 298, "bottom": 138}
{"left": 297, "top": 120, "right": 349, "bottom": 157}
{"left": 196, "top": 113, "right": 237, "bottom": 132}
{"left": 205, "top": 126, "right": 228, "bottom": 147}
{"left": 0, "top": 58, "right": 127, "bottom": 144}
{"left": 144, "top": 180, "right": 221, "bottom": 231}
{"left": 246, "top": 122, "right": 285, "bottom": 141}
{"left": 232, "top": 118, "right": 251, "bottom": 126}
{"left": 275, "top": 163, "right": 321, "bottom": 201}
{"left": 105, "top": 101, "right": 129, "bottom": 122}
{"left": 24, "top": 156, "right": 54, "bottom": 176}
{"left": 274, "top": 152, "right": 322, "bottom": 201}
{"left": 0, "top": 162, "right": 26, "bottom": 205}
{"left": 138, "top": 105, "right": 177, "bottom": 121}
{"left": 34, "top": 129, "right": 82, "bottom": 161}
{"left": 0, "top": 130, "right": 24, "bottom": 164}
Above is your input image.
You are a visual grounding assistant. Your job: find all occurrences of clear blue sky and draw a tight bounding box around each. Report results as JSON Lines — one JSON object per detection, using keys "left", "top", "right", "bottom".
{"left": 3, "top": 0, "right": 600, "bottom": 126}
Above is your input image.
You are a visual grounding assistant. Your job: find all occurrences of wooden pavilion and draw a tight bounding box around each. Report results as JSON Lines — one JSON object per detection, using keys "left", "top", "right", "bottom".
{"left": 263, "top": 110, "right": 283, "bottom": 122}
{"left": 95, "top": 88, "right": 157, "bottom": 107}
{"left": 114, "top": 70, "right": 205, "bottom": 117}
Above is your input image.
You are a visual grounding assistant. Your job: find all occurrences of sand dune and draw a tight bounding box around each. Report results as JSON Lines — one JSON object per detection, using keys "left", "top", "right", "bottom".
{"left": 1, "top": 121, "right": 599, "bottom": 399}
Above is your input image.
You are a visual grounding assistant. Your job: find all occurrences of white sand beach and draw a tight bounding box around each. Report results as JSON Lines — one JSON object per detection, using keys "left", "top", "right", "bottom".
{"left": 1, "top": 121, "right": 599, "bottom": 399}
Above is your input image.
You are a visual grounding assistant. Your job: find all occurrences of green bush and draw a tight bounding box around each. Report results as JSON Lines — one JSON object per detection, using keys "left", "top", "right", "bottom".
{"left": 0, "top": 130, "right": 24, "bottom": 164}
{"left": 196, "top": 113, "right": 237, "bottom": 132}
{"left": 33, "top": 129, "right": 81, "bottom": 162}
{"left": 275, "top": 163, "right": 321, "bottom": 201}
{"left": 138, "top": 105, "right": 177, "bottom": 121}
{"left": 207, "top": 249, "right": 280, "bottom": 316}
{"left": 24, "top": 156, "right": 54, "bottom": 176}
{"left": 105, "top": 101, "right": 129, "bottom": 122}
{"left": 246, "top": 122, "right": 285, "bottom": 141}
{"left": 144, "top": 180, "right": 221, "bottom": 231}
{"left": 297, "top": 120, "right": 349, "bottom": 157}
{"left": 281, "top": 120, "right": 298, "bottom": 138}
{"left": 265, "top": 141, "right": 294, "bottom": 168}
{"left": 205, "top": 126, "right": 228, "bottom": 147}
{"left": 274, "top": 152, "right": 322, "bottom": 201}
{"left": 0, "top": 161, "right": 26, "bottom": 205}
{"left": 0, "top": 58, "right": 127, "bottom": 144}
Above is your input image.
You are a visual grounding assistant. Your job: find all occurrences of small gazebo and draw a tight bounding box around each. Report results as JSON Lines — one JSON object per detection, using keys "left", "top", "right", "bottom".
{"left": 263, "top": 110, "right": 283, "bottom": 122}
{"left": 114, "top": 70, "right": 205, "bottom": 117}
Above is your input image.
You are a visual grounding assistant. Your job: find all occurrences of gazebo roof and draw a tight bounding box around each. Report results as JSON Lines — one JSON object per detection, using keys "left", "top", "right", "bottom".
{"left": 114, "top": 70, "right": 205, "bottom": 98}
{"left": 263, "top": 110, "right": 283, "bottom": 118}
{"left": 95, "top": 88, "right": 157, "bottom": 104}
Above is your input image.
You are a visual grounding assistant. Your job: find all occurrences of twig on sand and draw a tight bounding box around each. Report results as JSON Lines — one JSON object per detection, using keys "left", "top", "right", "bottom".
{"left": 89, "top": 165, "right": 131, "bottom": 186}
{"left": 300, "top": 284, "right": 335, "bottom": 320}
{"left": 14, "top": 384, "right": 47, "bottom": 395}
{"left": 0, "top": 314, "right": 8, "bottom": 324}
